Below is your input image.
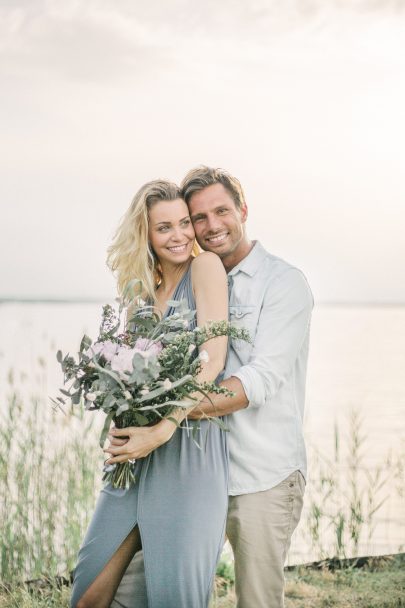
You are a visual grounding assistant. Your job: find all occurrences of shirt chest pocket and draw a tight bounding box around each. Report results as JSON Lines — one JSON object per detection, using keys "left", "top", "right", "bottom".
{"left": 229, "top": 305, "right": 257, "bottom": 359}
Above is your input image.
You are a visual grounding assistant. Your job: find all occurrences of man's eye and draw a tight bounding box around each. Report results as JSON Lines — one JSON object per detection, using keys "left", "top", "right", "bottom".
{"left": 218, "top": 208, "right": 227, "bottom": 214}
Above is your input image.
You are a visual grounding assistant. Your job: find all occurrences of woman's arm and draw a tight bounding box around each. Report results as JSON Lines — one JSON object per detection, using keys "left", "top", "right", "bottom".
{"left": 105, "top": 252, "right": 228, "bottom": 462}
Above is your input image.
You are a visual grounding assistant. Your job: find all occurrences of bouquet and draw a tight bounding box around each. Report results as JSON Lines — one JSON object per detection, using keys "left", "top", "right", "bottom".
{"left": 54, "top": 286, "right": 250, "bottom": 489}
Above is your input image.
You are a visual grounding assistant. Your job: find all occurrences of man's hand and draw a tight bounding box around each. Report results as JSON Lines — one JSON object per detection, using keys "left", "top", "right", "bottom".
{"left": 104, "top": 420, "right": 175, "bottom": 463}
{"left": 187, "top": 406, "right": 205, "bottom": 420}
{"left": 186, "top": 377, "right": 249, "bottom": 418}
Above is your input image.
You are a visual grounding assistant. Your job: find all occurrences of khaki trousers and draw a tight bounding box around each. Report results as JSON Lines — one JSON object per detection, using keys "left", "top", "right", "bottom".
{"left": 226, "top": 470, "right": 305, "bottom": 608}
{"left": 112, "top": 471, "right": 304, "bottom": 608}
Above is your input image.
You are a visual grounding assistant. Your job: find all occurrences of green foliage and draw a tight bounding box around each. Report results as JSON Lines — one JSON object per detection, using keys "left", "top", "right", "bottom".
{"left": 54, "top": 296, "right": 250, "bottom": 489}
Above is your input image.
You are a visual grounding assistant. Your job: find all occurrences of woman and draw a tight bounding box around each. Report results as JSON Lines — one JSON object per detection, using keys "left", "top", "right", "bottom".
{"left": 70, "top": 180, "right": 229, "bottom": 608}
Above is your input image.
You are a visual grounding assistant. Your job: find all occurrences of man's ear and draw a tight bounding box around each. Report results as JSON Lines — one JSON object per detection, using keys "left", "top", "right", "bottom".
{"left": 240, "top": 203, "right": 248, "bottom": 223}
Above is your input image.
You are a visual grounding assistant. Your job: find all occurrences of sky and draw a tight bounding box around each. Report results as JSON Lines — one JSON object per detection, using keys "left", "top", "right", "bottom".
{"left": 1, "top": 0, "right": 404, "bottom": 303}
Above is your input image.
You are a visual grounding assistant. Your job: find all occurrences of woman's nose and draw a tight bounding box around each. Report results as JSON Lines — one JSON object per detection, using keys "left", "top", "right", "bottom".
{"left": 171, "top": 226, "right": 183, "bottom": 241}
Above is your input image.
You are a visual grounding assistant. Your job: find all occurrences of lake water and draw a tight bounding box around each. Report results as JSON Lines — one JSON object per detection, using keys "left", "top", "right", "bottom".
{"left": 1, "top": 302, "right": 404, "bottom": 563}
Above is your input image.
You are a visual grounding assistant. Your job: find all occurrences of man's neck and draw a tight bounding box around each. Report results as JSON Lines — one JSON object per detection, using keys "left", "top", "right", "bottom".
{"left": 222, "top": 238, "right": 254, "bottom": 272}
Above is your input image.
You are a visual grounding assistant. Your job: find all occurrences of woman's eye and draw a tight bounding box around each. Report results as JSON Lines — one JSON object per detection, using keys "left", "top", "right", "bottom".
{"left": 181, "top": 219, "right": 191, "bottom": 227}
{"left": 158, "top": 226, "right": 170, "bottom": 232}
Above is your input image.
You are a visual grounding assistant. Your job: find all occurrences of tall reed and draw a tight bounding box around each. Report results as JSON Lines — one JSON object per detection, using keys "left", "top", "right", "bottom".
{"left": 1, "top": 364, "right": 404, "bottom": 584}
{"left": 0, "top": 366, "right": 102, "bottom": 582}
{"left": 303, "top": 409, "right": 404, "bottom": 560}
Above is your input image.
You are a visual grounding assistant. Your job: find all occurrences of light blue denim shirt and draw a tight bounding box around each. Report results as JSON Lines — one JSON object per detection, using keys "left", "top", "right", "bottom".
{"left": 225, "top": 241, "right": 314, "bottom": 496}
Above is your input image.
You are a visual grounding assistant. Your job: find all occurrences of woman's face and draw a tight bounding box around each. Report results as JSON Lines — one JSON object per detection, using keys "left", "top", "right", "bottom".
{"left": 148, "top": 198, "right": 195, "bottom": 267}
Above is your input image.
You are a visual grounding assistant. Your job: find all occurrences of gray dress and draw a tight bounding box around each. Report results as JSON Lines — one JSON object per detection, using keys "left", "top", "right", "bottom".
{"left": 70, "top": 266, "right": 229, "bottom": 608}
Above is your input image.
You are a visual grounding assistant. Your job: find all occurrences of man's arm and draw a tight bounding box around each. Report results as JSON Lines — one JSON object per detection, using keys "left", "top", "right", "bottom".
{"left": 190, "top": 267, "right": 313, "bottom": 418}
{"left": 188, "top": 376, "right": 249, "bottom": 418}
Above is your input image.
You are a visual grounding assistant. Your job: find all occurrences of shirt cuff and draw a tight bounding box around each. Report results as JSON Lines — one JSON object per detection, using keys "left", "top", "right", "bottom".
{"left": 232, "top": 367, "right": 267, "bottom": 409}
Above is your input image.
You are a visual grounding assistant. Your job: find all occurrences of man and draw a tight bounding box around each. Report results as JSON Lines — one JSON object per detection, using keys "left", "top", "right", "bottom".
{"left": 113, "top": 166, "right": 313, "bottom": 608}
{"left": 181, "top": 166, "right": 313, "bottom": 608}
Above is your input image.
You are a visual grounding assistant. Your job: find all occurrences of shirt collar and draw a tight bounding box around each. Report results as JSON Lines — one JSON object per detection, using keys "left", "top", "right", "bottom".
{"left": 228, "top": 241, "right": 266, "bottom": 277}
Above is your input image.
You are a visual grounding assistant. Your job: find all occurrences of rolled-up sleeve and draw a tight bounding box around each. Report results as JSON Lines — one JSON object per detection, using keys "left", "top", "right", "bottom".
{"left": 232, "top": 268, "right": 314, "bottom": 408}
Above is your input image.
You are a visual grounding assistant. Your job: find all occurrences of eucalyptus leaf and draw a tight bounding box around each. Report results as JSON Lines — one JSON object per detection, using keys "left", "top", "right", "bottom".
{"left": 91, "top": 358, "right": 125, "bottom": 389}
{"left": 210, "top": 417, "right": 230, "bottom": 432}
{"left": 136, "top": 374, "right": 193, "bottom": 403}
{"left": 133, "top": 412, "right": 150, "bottom": 426}
{"left": 80, "top": 334, "right": 92, "bottom": 353}
{"left": 71, "top": 389, "right": 82, "bottom": 405}
{"left": 116, "top": 402, "right": 129, "bottom": 416}
{"left": 99, "top": 411, "right": 114, "bottom": 449}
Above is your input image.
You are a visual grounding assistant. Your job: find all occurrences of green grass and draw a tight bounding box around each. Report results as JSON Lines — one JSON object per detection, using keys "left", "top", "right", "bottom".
{"left": 1, "top": 555, "right": 404, "bottom": 607}
{"left": 284, "top": 554, "right": 405, "bottom": 608}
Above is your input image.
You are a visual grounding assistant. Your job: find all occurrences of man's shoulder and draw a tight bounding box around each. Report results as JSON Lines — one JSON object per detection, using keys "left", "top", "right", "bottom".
{"left": 254, "top": 243, "right": 313, "bottom": 301}
{"left": 255, "top": 243, "right": 304, "bottom": 281}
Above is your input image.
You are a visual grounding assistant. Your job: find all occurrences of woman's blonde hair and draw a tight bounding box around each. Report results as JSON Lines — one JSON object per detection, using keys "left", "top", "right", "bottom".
{"left": 107, "top": 180, "right": 198, "bottom": 303}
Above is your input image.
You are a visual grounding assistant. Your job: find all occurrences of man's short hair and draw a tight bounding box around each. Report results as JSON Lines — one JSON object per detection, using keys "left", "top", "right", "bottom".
{"left": 181, "top": 166, "right": 246, "bottom": 210}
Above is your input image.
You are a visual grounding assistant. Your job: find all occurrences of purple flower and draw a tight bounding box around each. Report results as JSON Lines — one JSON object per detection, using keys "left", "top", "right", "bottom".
{"left": 110, "top": 345, "right": 136, "bottom": 377}
{"left": 134, "top": 338, "right": 163, "bottom": 357}
{"left": 88, "top": 340, "right": 118, "bottom": 362}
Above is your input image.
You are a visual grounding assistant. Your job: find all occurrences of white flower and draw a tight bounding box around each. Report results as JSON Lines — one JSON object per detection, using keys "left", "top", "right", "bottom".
{"left": 85, "top": 392, "right": 97, "bottom": 401}
{"left": 199, "top": 350, "right": 209, "bottom": 363}
{"left": 188, "top": 344, "right": 196, "bottom": 354}
{"left": 123, "top": 390, "right": 132, "bottom": 400}
{"left": 140, "top": 386, "right": 150, "bottom": 395}
{"left": 162, "top": 378, "right": 172, "bottom": 390}
{"left": 183, "top": 320, "right": 189, "bottom": 328}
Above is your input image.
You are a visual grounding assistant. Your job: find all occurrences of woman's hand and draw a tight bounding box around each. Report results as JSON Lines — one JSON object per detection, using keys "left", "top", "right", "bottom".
{"left": 103, "top": 420, "right": 176, "bottom": 464}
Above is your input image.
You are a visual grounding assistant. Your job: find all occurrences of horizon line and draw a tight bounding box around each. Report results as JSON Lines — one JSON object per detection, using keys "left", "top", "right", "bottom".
{"left": 0, "top": 297, "right": 404, "bottom": 307}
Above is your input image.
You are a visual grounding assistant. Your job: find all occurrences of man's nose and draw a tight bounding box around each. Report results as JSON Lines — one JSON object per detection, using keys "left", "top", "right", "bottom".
{"left": 206, "top": 214, "right": 221, "bottom": 233}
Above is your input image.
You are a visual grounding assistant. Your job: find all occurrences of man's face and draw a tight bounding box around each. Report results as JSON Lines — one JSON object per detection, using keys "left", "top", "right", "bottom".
{"left": 188, "top": 183, "right": 249, "bottom": 267}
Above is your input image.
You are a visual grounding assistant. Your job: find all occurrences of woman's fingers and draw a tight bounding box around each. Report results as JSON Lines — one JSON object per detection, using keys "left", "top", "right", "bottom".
{"left": 108, "top": 436, "right": 128, "bottom": 446}
{"left": 110, "top": 427, "right": 134, "bottom": 437}
{"left": 104, "top": 444, "right": 128, "bottom": 456}
{"left": 105, "top": 453, "right": 138, "bottom": 464}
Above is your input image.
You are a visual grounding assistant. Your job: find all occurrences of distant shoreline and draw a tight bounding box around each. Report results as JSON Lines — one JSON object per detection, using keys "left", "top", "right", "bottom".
{"left": 0, "top": 298, "right": 114, "bottom": 305}
{"left": 1, "top": 298, "right": 404, "bottom": 308}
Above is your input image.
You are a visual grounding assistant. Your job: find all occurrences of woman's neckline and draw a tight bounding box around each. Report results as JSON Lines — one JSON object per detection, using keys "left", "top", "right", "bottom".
{"left": 155, "top": 261, "right": 192, "bottom": 318}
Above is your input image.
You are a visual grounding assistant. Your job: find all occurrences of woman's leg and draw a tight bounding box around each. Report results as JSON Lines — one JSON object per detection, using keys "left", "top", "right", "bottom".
{"left": 74, "top": 526, "right": 142, "bottom": 608}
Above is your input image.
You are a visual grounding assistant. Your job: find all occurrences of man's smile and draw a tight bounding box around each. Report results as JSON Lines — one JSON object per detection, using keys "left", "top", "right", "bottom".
{"left": 205, "top": 232, "right": 229, "bottom": 244}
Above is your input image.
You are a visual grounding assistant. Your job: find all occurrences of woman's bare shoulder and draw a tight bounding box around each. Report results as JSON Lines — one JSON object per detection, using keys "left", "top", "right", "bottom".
{"left": 191, "top": 251, "right": 225, "bottom": 274}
